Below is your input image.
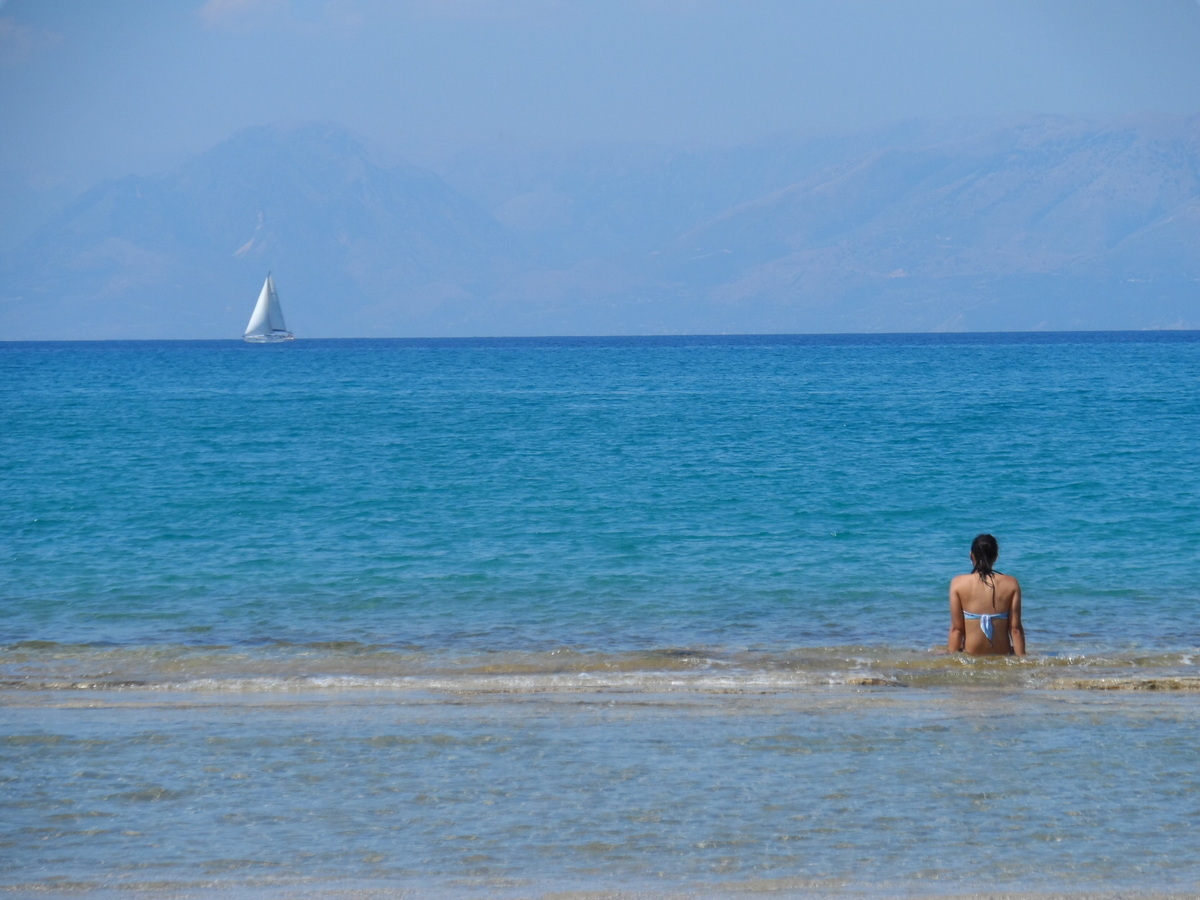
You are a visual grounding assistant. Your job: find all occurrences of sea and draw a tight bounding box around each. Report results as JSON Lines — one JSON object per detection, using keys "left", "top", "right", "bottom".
{"left": 2, "top": 332, "right": 1198, "bottom": 899}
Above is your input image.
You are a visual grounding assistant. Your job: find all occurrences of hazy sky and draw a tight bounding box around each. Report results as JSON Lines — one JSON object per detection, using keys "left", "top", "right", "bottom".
{"left": 2, "top": 0, "right": 1200, "bottom": 184}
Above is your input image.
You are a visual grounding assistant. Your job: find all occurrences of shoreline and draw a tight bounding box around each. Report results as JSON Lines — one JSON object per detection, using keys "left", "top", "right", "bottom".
{"left": 4, "top": 882, "right": 1200, "bottom": 899}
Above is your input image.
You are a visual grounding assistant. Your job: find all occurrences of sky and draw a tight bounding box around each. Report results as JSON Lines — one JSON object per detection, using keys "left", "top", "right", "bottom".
{"left": 2, "top": 0, "right": 1200, "bottom": 186}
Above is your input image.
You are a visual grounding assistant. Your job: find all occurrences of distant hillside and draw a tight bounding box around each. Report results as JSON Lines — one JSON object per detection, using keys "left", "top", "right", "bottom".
{"left": 2, "top": 116, "right": 1198, "bottom": 339}
{"left": 444, "top": 115, "right": 1200, "bottom": 333}
{"left": 0, "top": 124, "right": 515, "bottom": 339}
{"left": 646, "top": 116, "right": 1200, "bottom": 331}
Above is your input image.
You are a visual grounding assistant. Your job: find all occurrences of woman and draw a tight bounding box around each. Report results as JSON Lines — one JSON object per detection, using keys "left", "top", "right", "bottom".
{"left": 948, "top": 534, "right": 1025, "bottom": 656}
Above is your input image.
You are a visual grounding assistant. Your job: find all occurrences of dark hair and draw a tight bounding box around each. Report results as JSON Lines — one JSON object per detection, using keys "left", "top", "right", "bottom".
{"left": 971, "top": 533, "right": 999, "bottom": 580}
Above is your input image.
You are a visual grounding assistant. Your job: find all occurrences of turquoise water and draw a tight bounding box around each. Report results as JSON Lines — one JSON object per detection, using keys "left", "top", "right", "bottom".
{"left": 2, "top": 334, "right": 1199, "bottom": 897}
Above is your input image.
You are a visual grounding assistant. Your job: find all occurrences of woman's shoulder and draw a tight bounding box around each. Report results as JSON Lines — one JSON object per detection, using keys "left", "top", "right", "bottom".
{"left": 949, "top": 572, "right": 976, "bottom": 591}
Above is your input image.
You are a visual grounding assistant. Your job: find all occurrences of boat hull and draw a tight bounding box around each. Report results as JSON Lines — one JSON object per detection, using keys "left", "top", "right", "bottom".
{"left": 243, "top": 331, "right": 294, "bottom": 343}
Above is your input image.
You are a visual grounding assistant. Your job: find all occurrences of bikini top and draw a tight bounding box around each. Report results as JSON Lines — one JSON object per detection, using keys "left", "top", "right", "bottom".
{"left": 964, "top": 611, "right": 1009, "bottom": 641}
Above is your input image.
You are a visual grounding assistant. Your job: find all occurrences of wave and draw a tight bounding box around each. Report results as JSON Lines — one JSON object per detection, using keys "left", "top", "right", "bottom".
{"left": 3, "top": 640, "right": 1198, "bottom": 694}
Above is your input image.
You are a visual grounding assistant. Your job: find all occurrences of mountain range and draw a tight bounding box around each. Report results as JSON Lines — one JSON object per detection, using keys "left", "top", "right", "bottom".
{"left": 2, "top": 115, "right": 1197, "bottom": 339}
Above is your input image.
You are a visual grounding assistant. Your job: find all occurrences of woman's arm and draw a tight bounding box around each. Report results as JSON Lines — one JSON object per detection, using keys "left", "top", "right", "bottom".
{"left": 1008, "top": 580, "right": 1025, "bottom": 656}
{"left": 947, "top": 580, "right": 966, "bottom": 652}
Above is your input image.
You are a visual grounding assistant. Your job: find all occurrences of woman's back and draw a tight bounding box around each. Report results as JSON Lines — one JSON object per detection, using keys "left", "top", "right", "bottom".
{"left": 948, "top": 534, "right": 1025, "bottom": 656}
{"left": 950, "top": 571, "right": 1022, "bottom": 655}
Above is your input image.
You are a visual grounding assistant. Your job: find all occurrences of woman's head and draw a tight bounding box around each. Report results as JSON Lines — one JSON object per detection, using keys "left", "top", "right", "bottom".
{"left": 970, "top": 533, "right": 999, "bottom": 577}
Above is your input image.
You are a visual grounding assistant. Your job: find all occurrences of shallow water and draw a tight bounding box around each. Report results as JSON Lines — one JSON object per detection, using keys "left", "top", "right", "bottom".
{"left": 2, "top": 334, "right": 1199, "bottom": 896}
{"left": 3, "top": 687, "right": 1198, "bottom": 898}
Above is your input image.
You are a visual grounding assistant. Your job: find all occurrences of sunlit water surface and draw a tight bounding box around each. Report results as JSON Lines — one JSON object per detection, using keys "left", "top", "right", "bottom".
{"left": 2, "top": 334, "right": 1198, "bottom": 897}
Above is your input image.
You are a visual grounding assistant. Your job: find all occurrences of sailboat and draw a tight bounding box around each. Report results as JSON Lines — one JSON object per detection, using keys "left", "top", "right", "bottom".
{"left": 242, "top": 273, "right": 294, "bottom": 343}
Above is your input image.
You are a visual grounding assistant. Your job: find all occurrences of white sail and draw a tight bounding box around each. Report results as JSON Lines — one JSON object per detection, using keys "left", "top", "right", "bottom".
{"left": 243, "top": 274, "right": 294, "bottom": 342}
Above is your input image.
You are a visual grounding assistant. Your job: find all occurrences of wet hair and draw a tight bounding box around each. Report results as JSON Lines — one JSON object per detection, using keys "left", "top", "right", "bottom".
{"left": 971, "top": 533, "right": 999, "bottom": 580}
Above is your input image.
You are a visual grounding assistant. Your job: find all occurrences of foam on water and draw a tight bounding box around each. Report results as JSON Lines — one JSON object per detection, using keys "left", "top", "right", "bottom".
{"left": 3, "top": 639, "right": 1198, "bottom": 695}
